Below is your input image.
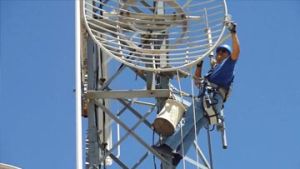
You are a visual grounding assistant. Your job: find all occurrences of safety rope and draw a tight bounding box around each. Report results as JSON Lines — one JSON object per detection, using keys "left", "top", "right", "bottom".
{"left": 176, "top": 70, "right": 186, "bottom": 169}
{"left": 190, "top": 68, "right": 200, "bottom": 169}
{"left": 152, "top": 130, "right": 157, "bottom": 169}
{"left": 206, "top": 125, "right": 214, "bottom": 169}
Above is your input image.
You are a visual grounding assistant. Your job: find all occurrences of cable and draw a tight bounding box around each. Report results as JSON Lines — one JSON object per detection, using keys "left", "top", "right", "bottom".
{"left": 206, "top": 124, "right": 214, "bottom": 169}
{"left": 205, "top": 124, "right": 215, "bottom": 132}
{"left": 176, "top": 70, "right": 186, "bottom": 169}
{"left": 152, "top": 130, "right": 157, "bottom": 169}
{"left": 190, "top": 68, "right": 200, "bottom": 169}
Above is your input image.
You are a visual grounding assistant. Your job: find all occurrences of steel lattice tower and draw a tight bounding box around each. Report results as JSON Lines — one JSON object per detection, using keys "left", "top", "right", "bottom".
{"left": 75, "top": 0, "right": 230, "bottom": 169}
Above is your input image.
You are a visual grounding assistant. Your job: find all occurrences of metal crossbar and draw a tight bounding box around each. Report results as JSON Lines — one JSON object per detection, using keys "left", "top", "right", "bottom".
{"left": 108, "top": 151, "right": 130, "bottom": 169}
{"left": 99, "top": 104, "right": 153, "bottom": 166}
{"left": 183, "top": 156, "right": 209, "bottom": 169}
{"left": 131, "top": 152, "right": 149, "bottom": 169}
{"left": 87, "top": 89, "right": 171, "bottom": 99}
{"left": 97, "top": 103, "right": 173, "bottom": 166}
{"left": 194, "top": 141, "right": 211, "bottom": 168}
{"left": 117, "top": 99, "right": 153, "bottom": 128}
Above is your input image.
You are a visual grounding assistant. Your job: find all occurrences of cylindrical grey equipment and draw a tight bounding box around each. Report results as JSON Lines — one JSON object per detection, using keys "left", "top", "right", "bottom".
{"left": 153, "top": 99, "right": 186, "bottom": 136}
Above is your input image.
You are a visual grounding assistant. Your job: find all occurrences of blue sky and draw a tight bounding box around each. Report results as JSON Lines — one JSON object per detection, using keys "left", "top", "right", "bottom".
{"left": 1, "top": 0, "right": 300, "bottom": 169}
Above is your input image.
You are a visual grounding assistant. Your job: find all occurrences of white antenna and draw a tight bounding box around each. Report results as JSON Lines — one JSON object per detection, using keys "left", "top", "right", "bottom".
{"left": 76, "top": 0, "right": 230, "bottom": 169}
{"left": 82, "top": 0, "right": 228, "bottom": 72}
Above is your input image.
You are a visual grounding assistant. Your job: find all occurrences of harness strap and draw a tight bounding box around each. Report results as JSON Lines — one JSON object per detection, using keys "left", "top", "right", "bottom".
{"left": 202, "top": 90, "right": 220, "bottom": 125}
{"left": 201, "top": 81, "right": 226, "bottom": 125}
{"left": 206, "top": 81, "right": 230, "bottom": 102}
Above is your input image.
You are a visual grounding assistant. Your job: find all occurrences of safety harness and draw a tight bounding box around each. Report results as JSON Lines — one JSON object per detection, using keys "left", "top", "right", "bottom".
{"left": 199, "top": 78, "right": 232, "bottom": 125}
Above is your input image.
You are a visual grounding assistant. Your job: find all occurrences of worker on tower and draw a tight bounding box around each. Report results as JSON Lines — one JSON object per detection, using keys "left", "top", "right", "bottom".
{"left": 153, "top": 20, "right": 240, "bottom": 166}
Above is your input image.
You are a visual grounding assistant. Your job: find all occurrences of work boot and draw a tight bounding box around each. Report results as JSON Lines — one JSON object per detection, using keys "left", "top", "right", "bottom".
{"left": 152, "top": 144, "right": 173, "bottom": 158}
{"left": 172, "top": 153, "right": 183, "bottom": 166}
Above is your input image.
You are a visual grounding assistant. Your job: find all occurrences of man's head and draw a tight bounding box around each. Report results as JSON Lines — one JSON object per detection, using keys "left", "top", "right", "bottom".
{"left": 216, "top": 44, "right": 232, "bottom": 63}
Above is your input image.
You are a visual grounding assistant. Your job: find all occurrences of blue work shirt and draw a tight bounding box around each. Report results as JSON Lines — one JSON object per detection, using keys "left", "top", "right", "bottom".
{"left": 206, "top": 57, "right": 236, "bottom": 89}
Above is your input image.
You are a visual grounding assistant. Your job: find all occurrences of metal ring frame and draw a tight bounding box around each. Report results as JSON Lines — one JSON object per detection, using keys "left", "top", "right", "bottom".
{"left": 83, "top": 0, "right": 228, "bottom": 72}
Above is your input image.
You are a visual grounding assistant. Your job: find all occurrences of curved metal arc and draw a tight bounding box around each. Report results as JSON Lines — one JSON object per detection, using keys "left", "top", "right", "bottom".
{"left": 94, "top": 0, "right": 217, "bottom": 12}
{"left": 85, "top": 7, "right": 224, "bottom": 36}
{"left": 92, "top": 32, "right": 218, "bottom": 55}
{"left": 83, "top": 0, "right": 229, "bottom": 72}
{"left": 87, "top": 18, "right": 223, "bottom": 54}
{"left": 86, "top": 13, "right": 224, "bottom": 40}
{"left": 90, "top": 0, "right": 204, "bottom": 24}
